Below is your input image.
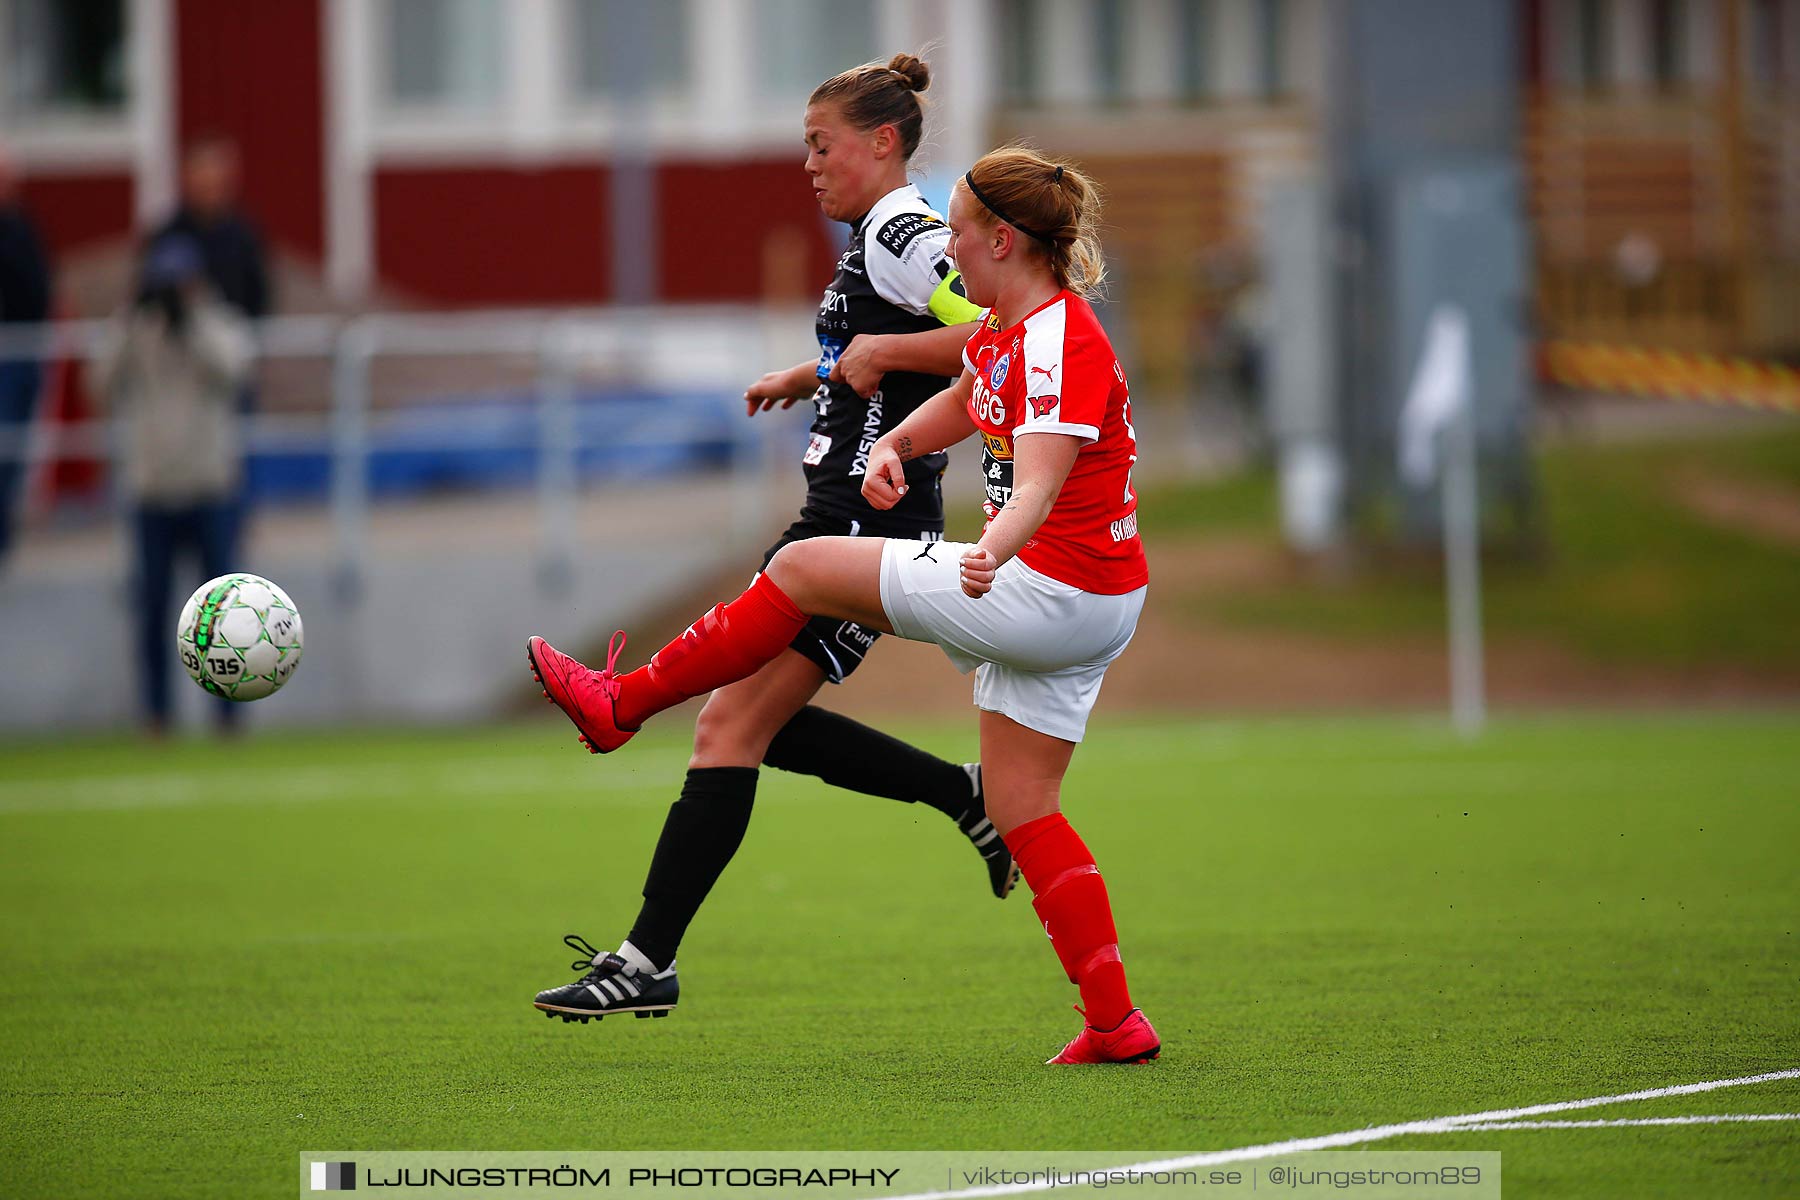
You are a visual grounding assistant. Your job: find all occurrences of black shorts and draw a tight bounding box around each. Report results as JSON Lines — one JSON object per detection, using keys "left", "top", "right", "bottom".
{"left": 760, "top": 506, "right": 943, "bottom": 683}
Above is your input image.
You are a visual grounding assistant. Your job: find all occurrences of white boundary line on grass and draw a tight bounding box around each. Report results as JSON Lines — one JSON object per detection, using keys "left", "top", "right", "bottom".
{"left": 1452, "top": 1114, "right": 1800, "bottom": 1130}
{"left": 885, "top": 1068, "right": 1800, "bottom": 1200}
{"left": 0, "top": 756, "right": 693, "bottom": 814}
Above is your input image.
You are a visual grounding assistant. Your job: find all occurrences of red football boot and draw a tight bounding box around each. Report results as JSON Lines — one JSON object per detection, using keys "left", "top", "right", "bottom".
{"left": 1046, "top": 1007, "right": 1161, "bottom": 1065}
{"left": 527, "top": 632, "right": 636, "bottom": 754}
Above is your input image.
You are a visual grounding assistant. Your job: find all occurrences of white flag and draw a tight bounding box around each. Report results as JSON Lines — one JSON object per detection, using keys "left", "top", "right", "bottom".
{"left": 1399, "top": 304, "right": 1471, "bottom": 487}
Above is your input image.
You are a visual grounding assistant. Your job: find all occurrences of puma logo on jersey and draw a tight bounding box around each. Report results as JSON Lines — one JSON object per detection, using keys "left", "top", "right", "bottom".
{"left": 1029, "top": 365, "right": 1057, "bottom": 382}
{"left": 913, "top": 543, "right": 939, "bottom": 562}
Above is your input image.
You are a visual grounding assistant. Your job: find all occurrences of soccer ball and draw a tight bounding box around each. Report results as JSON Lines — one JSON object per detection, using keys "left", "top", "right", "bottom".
{"left": 176, "top": 573, "right": 304, "bottom": 702}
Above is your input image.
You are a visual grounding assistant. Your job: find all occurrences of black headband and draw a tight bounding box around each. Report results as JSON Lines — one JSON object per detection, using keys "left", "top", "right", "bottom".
{"left": 964, "top": 170, "right": 1058, "bottom": 246}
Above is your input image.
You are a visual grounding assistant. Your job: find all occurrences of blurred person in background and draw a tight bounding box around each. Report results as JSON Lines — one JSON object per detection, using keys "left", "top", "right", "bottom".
{"left": 0, "top": 141, "right": 53, "bottom": 568}
{"left": 150, "top": 136, "right": 269, "bottom": 426}
{"left": 152, "top": 137, "right": 270, "bottom": 326}
{"left": 89, "top": 236, "right": 254, "bottom": 736}
{"left": 524, "top": 53, "right": 1004, "bottom": 1024}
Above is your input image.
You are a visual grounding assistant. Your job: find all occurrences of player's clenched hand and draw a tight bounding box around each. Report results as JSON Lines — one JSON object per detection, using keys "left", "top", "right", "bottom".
{"left": 745, "top": 364, "right": 815, "bottom": 416}
{"left": 829, "top": 334, "right": 887, "bottom": 398}
{"left": 860, "top": 439, "right": 909, "bottom": 510}
{"left": 960, "top": 546, "right": 998, "bottom": 598}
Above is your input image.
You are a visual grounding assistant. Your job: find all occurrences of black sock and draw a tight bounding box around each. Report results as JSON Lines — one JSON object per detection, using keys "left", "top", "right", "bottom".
{"left": 626, "top": 766, "right": 758, "bottom": 970}
{"left": 763, "top": 705, "right": 973, "bottom": 818}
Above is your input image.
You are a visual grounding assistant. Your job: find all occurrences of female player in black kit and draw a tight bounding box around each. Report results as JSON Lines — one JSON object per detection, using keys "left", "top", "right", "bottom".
{"left": 531, "top": 53, "right": 1007, "bottom": 1021}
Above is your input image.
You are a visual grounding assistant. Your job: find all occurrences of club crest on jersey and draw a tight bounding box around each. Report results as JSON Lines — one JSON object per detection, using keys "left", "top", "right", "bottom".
{"left": 989, "top": 353, "right": 1011, "bottom": 389}
{"left": 817, "top": 336, "right": 846, "bottom": 380}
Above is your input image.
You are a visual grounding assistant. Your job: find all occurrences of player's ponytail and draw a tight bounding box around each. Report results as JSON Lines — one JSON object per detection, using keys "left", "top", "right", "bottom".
{"left": 809, "top": 53, "right": 932, "bottom": 160}
{"left": 960, "top": 147, "right": 1107, "bottom": 299}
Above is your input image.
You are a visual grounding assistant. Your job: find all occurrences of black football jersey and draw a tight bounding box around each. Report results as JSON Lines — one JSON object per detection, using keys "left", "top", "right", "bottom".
{"left": 805, "top": 184, "right": 982, "bottom": 532}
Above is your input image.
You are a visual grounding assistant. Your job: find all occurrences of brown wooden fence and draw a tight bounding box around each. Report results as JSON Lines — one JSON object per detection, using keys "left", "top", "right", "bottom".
{"left": 1527, "top": 93, "right": 1800, "bottom": 355}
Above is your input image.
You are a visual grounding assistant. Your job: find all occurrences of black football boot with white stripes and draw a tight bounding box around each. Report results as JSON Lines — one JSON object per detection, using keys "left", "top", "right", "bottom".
{"left": 957, "top": 764, "right": 1019, "bottom": 900}
{"left": 535, "top": 935, "right": 678, "bottom": 1023}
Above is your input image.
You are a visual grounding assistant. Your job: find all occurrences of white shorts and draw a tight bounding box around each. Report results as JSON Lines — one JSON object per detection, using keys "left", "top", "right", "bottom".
{"left": 878, "top": 539, "right": 1145, "bottom": 743}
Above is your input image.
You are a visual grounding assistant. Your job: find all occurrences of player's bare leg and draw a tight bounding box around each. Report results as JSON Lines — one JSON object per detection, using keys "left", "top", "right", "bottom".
{"left": 974, "top": 709, "right": 1076, "bottom": 835}
{"left": 983, "top": 711, "right": 1159, "bottom": 1064}
{"left": 690, "top": 649, "right": 830, "bottom": 768}
{"left": 760, "top": 537, "right": 891, "bottom": 631}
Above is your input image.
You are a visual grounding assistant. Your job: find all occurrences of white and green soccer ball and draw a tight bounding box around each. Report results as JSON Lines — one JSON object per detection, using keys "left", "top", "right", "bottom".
{"left": 176, "top": 573, "right": 304, "bottom": 702}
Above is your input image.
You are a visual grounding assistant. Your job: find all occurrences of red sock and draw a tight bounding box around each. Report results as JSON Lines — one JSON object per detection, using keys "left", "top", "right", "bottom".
{"left": 614, "top": 573, "right": 809, "bottom": 729}
{"left": 1003, "top": 812, "right": 1135, "bottom": 1030}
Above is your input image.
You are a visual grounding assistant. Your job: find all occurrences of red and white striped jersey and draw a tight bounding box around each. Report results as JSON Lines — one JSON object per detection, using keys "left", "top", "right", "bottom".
{"left": 962, "top": 290, "right": 1147, "bottom": 595}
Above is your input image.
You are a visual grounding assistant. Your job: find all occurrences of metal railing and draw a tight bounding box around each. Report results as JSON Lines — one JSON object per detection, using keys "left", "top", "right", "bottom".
{"left": 0, "top": 307, "right": 810, "bottom": 599}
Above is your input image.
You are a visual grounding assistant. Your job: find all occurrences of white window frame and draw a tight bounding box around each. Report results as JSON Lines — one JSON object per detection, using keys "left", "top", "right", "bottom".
{"left": 555, "top": 0, "right": 703, "bottom": 147}
{"left": 0, "top": 0, "right": 137, "bottom": 161}
{"left": 0, "top": 0, "right": 172, "bottom": 223}
{"left": 353, "top": 0, "right": 958, "bottom": 161}
{"left": 367, "top": 0, "right": 515, "bottom": 157}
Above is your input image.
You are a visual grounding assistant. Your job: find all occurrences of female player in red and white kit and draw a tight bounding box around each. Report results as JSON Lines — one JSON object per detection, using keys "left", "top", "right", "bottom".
{"left": 529, "top": 146, "right": 1157, "bottom": 1064}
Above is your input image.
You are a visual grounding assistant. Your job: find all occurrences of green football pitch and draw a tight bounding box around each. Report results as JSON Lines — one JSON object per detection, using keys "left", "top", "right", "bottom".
{"left": 2, "top": 713, "right": 1796, "bottom": 1198}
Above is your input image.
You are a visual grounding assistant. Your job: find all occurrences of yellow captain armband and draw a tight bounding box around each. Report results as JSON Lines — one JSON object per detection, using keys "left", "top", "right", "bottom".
{"left": 929, "top": 271, "right": 984, "bottom": 326}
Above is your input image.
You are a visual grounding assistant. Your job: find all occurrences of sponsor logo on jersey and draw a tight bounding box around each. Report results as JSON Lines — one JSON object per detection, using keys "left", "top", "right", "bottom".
{"left": 835, "top": 621, "right": 877, "bottom": 655}
{"left": 985, "top": 311, "right": 1002, "bottom": 331}
{"left": 875, "top": 211, "right": 945, "bottom": 258}
{"left": 1029, "top": 364, "right": 1057, "bottom": 383}
{"left": 1109, "top": 512, "right": 1139, "bottom": 543}
{"left": 971, "top": 379, "right": 1007, "bottom": 425}
{"left": 981, "top": 433, "right": 1016, "bottom": 511}
{"left": 1029, "top": 394, "right": 1059, "bottom": 419}
{"left": 989, "top": 352, "right": 1011, "bottom": 389}
{"left": 820, "top": 288, "right": 849, "bottom": 313}
{"left": 803, "top": 432, "right": 832, "bottom": 466}
{"left": 847, "top": 391, "right": 884, "bottom": 476}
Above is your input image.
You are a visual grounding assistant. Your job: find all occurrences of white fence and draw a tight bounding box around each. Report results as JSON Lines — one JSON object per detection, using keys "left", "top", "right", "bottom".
{"left": 0, "top": 307, "right": 817, "bottom": 584}
{"left": 0, "top": 307, "right": 818, "bottom": 730}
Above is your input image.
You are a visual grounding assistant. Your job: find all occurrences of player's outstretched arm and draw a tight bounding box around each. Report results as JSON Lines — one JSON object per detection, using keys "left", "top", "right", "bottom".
{"left": 960, "top": 431, "right": 1082, "bottom": 597}
{"left": 744, "top": 358, "right": 823, "bottom": 416}
{"left": 861, "top": 370, "right": 979, "bottom": 510}
{"left": 830, "top": 322, "right": 981, "bottom": 397}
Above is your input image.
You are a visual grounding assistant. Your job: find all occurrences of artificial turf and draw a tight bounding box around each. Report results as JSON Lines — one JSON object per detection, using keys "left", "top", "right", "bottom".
{"left": 1, "top": 713, "right": 1795, "bottom": 1197}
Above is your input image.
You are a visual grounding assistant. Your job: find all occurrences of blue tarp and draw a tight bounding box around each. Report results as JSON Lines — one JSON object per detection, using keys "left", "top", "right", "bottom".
{"left": 245, "top": 387, "right": 746, "bottom": 502}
